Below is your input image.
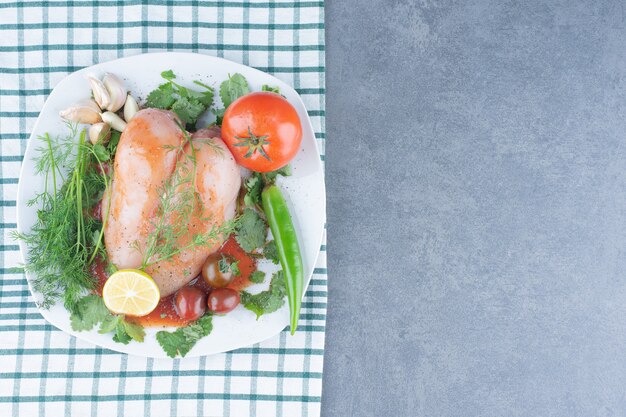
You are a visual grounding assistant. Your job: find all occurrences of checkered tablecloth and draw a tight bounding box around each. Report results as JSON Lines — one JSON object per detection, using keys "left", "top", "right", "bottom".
{"left": 0, "top": 1, "right": 326, "bottom": 416}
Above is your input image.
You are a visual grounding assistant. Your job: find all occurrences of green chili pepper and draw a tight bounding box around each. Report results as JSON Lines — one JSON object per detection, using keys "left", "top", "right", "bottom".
{"left": 262, "top": 184, "right": 303, "bottom": 334}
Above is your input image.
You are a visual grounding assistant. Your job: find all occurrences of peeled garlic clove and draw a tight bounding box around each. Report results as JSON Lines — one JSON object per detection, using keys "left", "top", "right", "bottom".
{"left": 101, "top": 111, "right": 127, "bottom": 132}
{"left": 102, "top": 73, "right": 127, "bottom": 112}
{"left": 86, "top": 73, "right": 110, "bottom": 111}
{"left": 123, "top": 94, "right": 139, "bottom": 122}
{"left": 89, "top": 122, "right": 111, "bottom": 145}
{"left": 59, "top": 99, "right": 102, "bottom": 124}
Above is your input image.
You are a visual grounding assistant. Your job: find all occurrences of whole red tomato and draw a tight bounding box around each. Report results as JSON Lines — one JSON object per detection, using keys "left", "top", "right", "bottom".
{"left": 221, "top": 92, "right": 302, "bottom": 172}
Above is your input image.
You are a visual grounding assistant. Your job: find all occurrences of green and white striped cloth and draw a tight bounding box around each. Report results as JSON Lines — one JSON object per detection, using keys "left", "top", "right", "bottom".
{"left": 0, "top": 1, "right": 326, "bottom": 416}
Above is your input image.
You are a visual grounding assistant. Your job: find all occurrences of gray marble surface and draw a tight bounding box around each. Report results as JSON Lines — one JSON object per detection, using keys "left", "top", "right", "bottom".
{"left": 322, "top": 1, "right": 626, "bottom": 416}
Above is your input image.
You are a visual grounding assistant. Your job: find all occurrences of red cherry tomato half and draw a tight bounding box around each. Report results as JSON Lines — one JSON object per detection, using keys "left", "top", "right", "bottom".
{"left": 174, "top": 286, "right": 207, "bottom": 321}
{"left": 221, "top": 92, "right": 302, "bottom": 172}
{"left": 207, "top": 288, "right": 240, "bottom": 314}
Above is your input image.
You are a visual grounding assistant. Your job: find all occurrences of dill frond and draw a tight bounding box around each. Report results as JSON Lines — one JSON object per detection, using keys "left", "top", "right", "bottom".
{"left": 15, "top": 127, "right": 111, "bottom": 313}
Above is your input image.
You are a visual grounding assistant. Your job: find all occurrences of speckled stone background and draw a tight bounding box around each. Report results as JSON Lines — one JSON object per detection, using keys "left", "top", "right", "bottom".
{"left": 323, "top": 1, "right": 626, "bottom": 416}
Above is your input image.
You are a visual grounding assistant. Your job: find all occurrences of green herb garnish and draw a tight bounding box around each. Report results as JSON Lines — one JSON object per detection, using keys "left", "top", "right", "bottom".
{"left": 265, "top": 164, "right": 292, "bottom": 181}
{"left": 248, "top": 270, "right": 266, "bottom": 284}
{"left": 242, "top": 166, "right": 291, "bottom": 208}
{"left": 220, "top": 73, "right": 249, "bottom": 108}
{"left": 243, "top": 174, "right": 263, "bottom": 208}
{"left": 69, "top": 294, "right": 110, "bottom": 331}
{"left": 171, "top": 97, "right": 206, "bottom": 126}
{"left": 145, "top": 70, "right": 214, "bottom": 127}
{"left": 230, "top": 260, "right": 241, "bottom": 276}
{"left": 156, "top": 314, "right": 213, "bottom": 358}
{"left": 98, "top": 314, "right": 146, "bottom": 344}
{"left": 146, "top": 82, "right": 176, "bottom": 109}
{"left": 116, "top": 319, "right": 145, "bottom": 344}
{"left": 263, "top": 240, "right": 280, "bottom": 265}
{"left": 261, "top": 84, "right": 280, "bottom": 94}
{"left": 235, "top": 208, "right": 267, "bottom": 253}
{"left": 107, "top": 131, "right": 121, "bottom": 156}
{"left": 70, "top": 295, "right": 145, "bottom": 344}
{"left": 12, "top": 126, "right": 111, "bottom": 312}
{"left": 213, "top": 73, "right": 250, "bottom": 125}
{"left": 240, "top": 271, "right": 287, "bottom": 319}
{"left": 218, "top": 255, "right": 241, "bottom": 276}
{"left": 92, "top": 143, "right": 110, "bottom": 162}
{"left": 218, "top": 256, "right": 230, "bottom": 273}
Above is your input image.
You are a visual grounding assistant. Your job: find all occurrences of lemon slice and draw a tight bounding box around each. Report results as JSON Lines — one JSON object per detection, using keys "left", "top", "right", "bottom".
{"left": 102, "top": 269, "right": 160, "bottom": 316}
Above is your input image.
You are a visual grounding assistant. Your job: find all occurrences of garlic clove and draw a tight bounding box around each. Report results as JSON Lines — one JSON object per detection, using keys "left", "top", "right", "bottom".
{"left": 123, "top": 94, "right": 139, "bottom": 122}
{"left": 59, "top": 99, "right": 102, "bottom": 124}
{"left": 101, "top": 111, "right": 127, "bottom": 132}
{"left": 89, "top": 122, "right": 111, "bottom": 145}
{"left": 86, "top": 73, "right": 110, "bottom": 111}
{"left": 102, "top": 73, "right": 127, "bottom": 112}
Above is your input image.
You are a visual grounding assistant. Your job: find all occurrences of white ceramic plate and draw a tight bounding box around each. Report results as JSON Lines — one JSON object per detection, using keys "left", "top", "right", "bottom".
{"left": 16, "top": 52, "right": 325, "bottom": 358}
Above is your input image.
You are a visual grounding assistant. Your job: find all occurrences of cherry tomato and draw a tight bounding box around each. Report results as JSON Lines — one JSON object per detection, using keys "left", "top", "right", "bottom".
{"left": 174, "top": 286, "right": 207, "bottom": 321}
{"left": 221, "top": 92, "right": 302, "bottom": 172}
{"left": 207, "top": 288, "right": 240, "bottom": 314}
{"left": 202, "top": 255, "right": 234, "bottom": 288}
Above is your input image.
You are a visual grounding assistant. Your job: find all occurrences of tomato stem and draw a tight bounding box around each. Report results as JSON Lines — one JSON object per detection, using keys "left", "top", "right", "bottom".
{"left": 233, "top": 127, "right": 272, "bottom": 161}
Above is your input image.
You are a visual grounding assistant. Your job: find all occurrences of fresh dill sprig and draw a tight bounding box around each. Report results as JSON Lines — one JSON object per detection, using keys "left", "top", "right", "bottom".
{"left": 13, "top": 127, "right": 111, "bottom": 313}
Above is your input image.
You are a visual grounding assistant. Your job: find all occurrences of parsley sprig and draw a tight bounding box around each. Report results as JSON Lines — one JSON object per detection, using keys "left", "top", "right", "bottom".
{"left": 213, "top": 73, "right": 250, "bottom": 125}
{"left": 234, "top": 209, "right": 267, "bottom": 253}
{"left": 156, "top": 314, "right": 213, "bottom": 358}
{"left": 240, "top": 271, "right": 287, "bottom": 319}
{"left": 263, "top": 240, "right": 280, "bottom": 265}
{"left": 248, "top": 270, "right": 266, "bottom": 284}
{"left": 145, "top": 70, "right": 214, "bottom": 127}
{"left": 70, "top": 295, "right": 145, "bottom": 344}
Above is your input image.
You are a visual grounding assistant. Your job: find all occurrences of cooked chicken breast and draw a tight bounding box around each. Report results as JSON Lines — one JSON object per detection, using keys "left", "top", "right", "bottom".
{"left": 104, "top": 117, "right": 241, "bottom": 297}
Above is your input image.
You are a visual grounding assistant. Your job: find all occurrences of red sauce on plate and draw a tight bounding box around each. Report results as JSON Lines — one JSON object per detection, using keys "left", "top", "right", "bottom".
{"left": 92, "top": 236, "right": 256, "bottom": 327}
{"left": 91, "top": 259, "right": 108, "bottom": 297}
